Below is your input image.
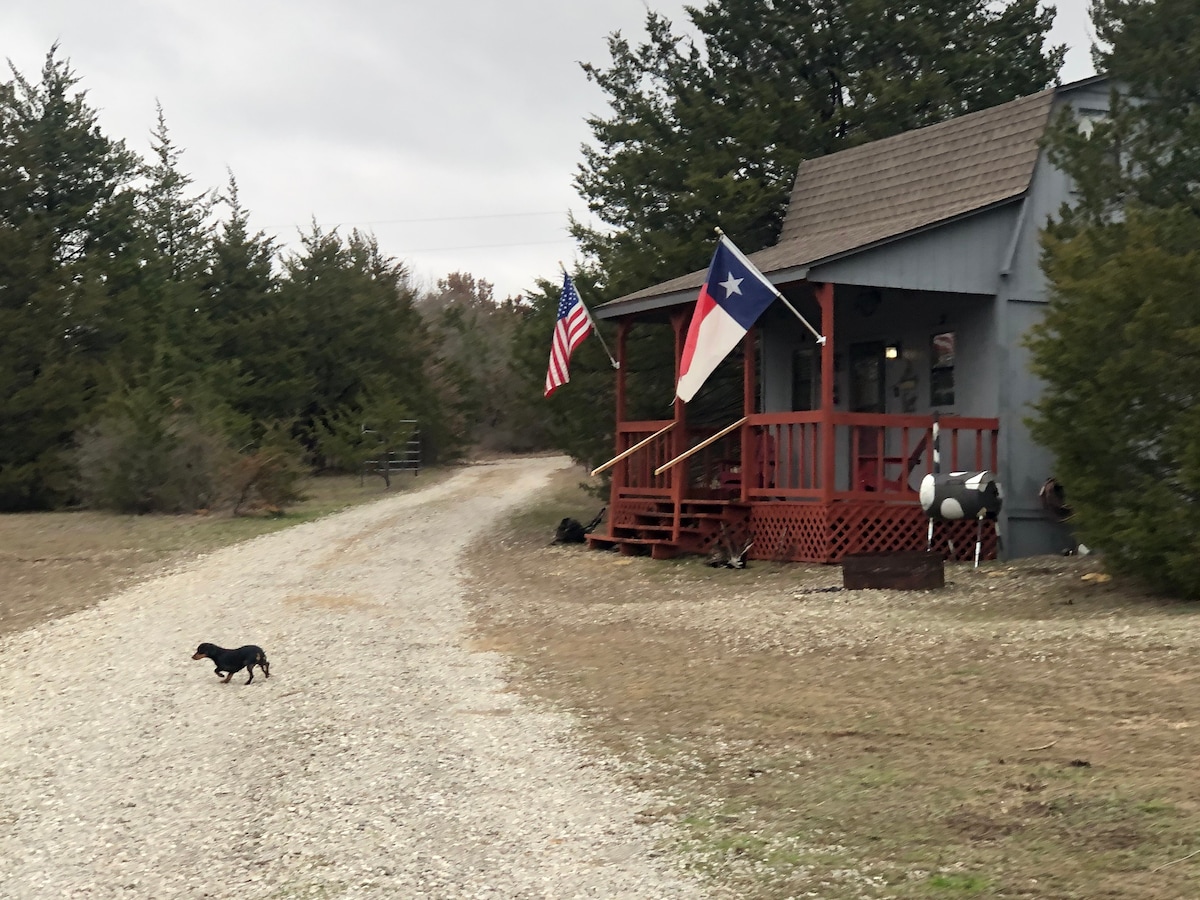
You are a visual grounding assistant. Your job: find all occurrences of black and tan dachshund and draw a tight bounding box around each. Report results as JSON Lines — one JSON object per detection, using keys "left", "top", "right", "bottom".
{"left": 192, "top": 643, "right": 270, "bottom": 684}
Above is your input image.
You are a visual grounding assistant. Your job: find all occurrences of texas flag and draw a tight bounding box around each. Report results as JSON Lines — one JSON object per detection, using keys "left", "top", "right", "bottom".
{"left": 676, "top": 235, "right": 779, "bottom": 402}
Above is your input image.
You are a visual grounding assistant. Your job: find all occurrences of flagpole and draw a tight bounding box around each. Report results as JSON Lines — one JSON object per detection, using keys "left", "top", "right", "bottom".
{"left": 714, "top": 228, "right": 825, "bottom": 345}
{"left": 560, "top": 263, "right": 620, "bottom": 369}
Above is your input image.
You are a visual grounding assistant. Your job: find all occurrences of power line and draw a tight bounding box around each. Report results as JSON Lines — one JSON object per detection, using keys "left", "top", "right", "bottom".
{"left": 394, "top": 238, "right": 578, "bottom": 253}
{"left": 262, "top": 209, "right": 573, "bottom": 230}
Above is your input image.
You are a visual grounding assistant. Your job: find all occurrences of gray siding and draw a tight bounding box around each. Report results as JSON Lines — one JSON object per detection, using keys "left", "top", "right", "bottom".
{"left": 992, "top": 84, "right": 1113, "bottom": 556}
{"left": 808, "top": 204, "right": 1019, "bottom": 295}
{"left": 995, "top": 299, "right": 1075, "bottom": 556}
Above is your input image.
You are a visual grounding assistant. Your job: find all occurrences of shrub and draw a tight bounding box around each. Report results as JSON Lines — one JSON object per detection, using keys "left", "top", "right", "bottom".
{"left": 75, "top": 387, "right": 236, "bottom": 513}
{"left": 1028, "top": 209, "right": 1200, "bottom": 599}
{"left": 227, "top": 435, "right": 307, "bottom": 516}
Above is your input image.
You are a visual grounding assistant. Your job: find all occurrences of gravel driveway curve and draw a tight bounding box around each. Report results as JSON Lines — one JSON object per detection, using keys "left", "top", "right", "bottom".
{"left": 0, "top": 457, "right": 704, "bottom": 899}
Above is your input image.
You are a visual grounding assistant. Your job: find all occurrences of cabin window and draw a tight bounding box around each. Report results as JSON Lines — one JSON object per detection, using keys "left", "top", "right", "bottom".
{"left": 930, "top": 332, "right": 955, "bottom": 407}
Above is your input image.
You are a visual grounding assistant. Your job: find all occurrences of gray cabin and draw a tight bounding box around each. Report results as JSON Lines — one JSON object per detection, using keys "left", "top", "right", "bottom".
{"left": 585, "top": 76, "right": 1107, "bottom": 564}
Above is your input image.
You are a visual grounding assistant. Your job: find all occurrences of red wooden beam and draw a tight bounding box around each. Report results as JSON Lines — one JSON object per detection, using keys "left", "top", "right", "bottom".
{"left": 816, "top": 282, "right": 836, "bottom": 503}
{"left": 741, "top": 327, "right": 756, "bottom": 502}
{"left": 670, "top": 311, "right": 688, "bottom": 541}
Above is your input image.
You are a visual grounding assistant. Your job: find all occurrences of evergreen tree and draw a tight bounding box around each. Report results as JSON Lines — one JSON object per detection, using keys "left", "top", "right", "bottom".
{"left": 72, "top": 108, "right": 253, "bottom": 513}
{"left": 141, "top": 105, "right": 215, "bottom": 280}
{"left": 203, "top": 173, "right": 304, "bottom": 430}
{"left": 0, "top": 48, "right": 139, "bottom": 509}
{"left": 1045, "top": 0, "right": 1200, "bottom": 227}
{"left": 119, "top": 106, "right": 218, "bottom": 387}
{"left": 278, "top": 227, "right": 440, "bottom": 468}
{"left": 1029, "top": 0, "right": 1200, "bottom": 597}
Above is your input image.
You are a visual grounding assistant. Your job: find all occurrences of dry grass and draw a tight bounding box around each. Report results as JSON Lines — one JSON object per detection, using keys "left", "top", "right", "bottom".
{"left": 467, "top": 467, "right": 1200, "bottom": 899}
{"left": 0, "top": 469, "right": 446, "bottom": 638}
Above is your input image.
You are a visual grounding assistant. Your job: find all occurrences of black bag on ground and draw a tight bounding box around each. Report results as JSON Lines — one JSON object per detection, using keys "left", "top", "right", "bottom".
{"left": 553, "top": 507, "right": 606, "bottom": 544}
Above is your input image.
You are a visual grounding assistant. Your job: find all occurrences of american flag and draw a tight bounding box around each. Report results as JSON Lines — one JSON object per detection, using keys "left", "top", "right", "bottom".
{"left": 544, "top": 273, "right": 593, "bottom": 397}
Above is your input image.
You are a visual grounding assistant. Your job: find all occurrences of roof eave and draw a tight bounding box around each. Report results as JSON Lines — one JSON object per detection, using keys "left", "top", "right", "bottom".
{"left": 594, "top": 286, "right": 698, "bottom": 319}
{"left": 594, "top": 263, "right": 812, "bottom": 320}
{"left": 596, "top": 195, "right": 1027, "bottom": 320}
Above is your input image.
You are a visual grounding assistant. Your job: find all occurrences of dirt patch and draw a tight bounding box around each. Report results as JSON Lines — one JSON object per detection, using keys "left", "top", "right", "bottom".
{"left": 466, "top": 467, "right": 1200, "bottom": 899}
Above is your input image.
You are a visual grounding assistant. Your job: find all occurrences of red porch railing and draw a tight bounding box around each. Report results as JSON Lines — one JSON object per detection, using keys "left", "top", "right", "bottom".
{"left": 742, "top": 412, "right": 999, "bottom": 502}
{"left": 604, "top": 412, "right": 1000, "bottom": 562}
{"left": 741, "top": 412, "right": 824, "bottom": 500}
{"left": 613, "top": 419, "right": 743, "bottom": 499}
{"left": 610, "top": 420, "right": 674, "bottom": 497}
{"left": 836, "top": 412, "right": 998, "bottom": 499}
{"left": 613, "top": 412, "right": 999, "bottom": 504}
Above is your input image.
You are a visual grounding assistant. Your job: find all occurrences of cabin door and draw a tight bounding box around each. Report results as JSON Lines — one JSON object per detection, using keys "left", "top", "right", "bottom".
{"left": 849, "top": 342, "right": 885, "bottom": 413}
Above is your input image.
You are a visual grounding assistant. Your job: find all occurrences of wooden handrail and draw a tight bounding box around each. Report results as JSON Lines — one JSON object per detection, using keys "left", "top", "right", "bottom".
{"left": 654, "top": 417, "right": 747, "bottom": 476}
{"left": 590, "top": 422, "right": 676, "bottom": 477}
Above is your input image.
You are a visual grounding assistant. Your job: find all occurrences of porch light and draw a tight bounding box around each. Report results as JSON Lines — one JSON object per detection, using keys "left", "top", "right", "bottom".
{"left": 885, "top": 343, "right": 901, "bottom": 360}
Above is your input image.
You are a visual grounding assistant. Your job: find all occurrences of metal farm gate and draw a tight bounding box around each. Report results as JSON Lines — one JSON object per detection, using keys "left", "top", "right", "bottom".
{"left": 361, "top": 420, "right": 420, "bottom": 486}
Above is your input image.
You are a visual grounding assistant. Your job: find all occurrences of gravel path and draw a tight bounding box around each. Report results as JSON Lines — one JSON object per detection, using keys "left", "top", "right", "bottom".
{"left": 0, "top": 457, "right": 704, "bottom": 900}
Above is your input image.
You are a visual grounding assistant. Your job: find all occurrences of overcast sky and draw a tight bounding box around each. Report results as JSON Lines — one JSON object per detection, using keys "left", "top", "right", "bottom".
{"left": 4, "top": 1, "right": 1097, "bottom": 300}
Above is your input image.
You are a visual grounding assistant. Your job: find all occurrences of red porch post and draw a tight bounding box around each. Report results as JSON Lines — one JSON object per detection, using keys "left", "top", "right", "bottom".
{"left": 740, "top": 327, "right": 757, "bottom": 502}
{"left": 816, "top": 283, "right": 836, "bottom": 503}
{"left": 670, "top": 311, "right": 689, "bottom": 540}
{"left": 615, "top": 320, "right": 629, "bottom": 422}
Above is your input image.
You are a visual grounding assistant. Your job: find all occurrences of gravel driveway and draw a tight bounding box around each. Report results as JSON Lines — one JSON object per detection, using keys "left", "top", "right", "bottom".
{"left": 0, "top": 457, "right": 703, "bottom": 899}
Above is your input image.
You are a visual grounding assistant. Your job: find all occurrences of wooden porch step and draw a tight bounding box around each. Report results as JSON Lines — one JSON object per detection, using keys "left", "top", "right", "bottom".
{"left": 629, "top": 512, "right": 744, "bottom": 525}
{"left": 626, "top": 499, "right": 750, "bottom": 511}
{"left": 585, "top": 534, "right": 680, "bottom": 559}
{"left": 616, "top": 522, "right": 707, "bottom": 535}
{"left": 587, "top": 497, "right": 752, "bottom": 562}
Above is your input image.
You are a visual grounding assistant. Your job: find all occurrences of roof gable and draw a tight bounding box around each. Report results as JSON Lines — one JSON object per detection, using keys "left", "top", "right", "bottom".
{"left": 605, "top": 86, "right": 1064, "bottom": 312}
{"left": 759, "top": 88, "right": 1055, "bottom": 272}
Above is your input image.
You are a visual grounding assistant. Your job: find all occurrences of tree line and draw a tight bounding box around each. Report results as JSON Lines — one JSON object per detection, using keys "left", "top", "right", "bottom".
{"left": 0, "top": 49, "right": 547, "bottom": 514}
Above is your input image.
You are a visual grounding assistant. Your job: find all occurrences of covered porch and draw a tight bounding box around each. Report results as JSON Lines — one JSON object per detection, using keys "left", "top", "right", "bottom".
{"left": 587, "top": 282, "right": 1000, "bottom": 563}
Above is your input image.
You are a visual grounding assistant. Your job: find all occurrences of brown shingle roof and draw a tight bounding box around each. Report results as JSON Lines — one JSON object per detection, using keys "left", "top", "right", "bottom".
{"left": 606, "top": 88, "right": 1056, "bottom": 309}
